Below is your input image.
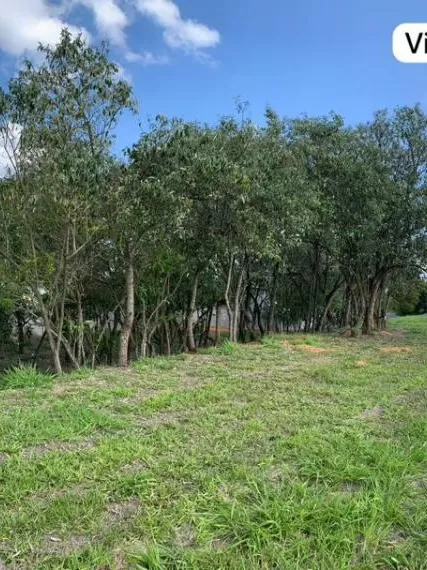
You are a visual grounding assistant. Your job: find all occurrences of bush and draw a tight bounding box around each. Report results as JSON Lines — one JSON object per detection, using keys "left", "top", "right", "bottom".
{"left": 0, "top": 365, "right": 55, "bottom": 390}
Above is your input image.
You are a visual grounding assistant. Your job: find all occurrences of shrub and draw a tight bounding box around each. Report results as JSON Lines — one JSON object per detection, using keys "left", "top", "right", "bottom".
{"left": 0, "top": 364, "right": 55, "bottom": 390}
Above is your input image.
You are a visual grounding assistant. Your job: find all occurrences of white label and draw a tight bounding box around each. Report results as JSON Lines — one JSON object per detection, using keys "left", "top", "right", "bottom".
{"left": 393, "top": 23, "right": 427, "bottom": 63}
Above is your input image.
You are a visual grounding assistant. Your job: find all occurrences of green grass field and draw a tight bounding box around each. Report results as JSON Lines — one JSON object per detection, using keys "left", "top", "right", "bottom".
{"left": 1, "top": 317, "right": 427, "bottom": 569}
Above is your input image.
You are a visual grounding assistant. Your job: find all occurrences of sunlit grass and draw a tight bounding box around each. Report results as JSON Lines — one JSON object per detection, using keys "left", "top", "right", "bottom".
{"left": 1, "top": 316, "right": 427, "bottom": 568}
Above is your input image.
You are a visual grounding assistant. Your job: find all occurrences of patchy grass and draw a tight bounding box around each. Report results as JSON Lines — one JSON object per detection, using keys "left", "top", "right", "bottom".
{"left": 1, "top": 317, "right": 427, "bottom": 568}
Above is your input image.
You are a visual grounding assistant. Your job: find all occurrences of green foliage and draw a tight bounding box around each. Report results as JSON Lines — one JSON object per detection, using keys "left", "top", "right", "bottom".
{"left": 0, "top": 298, "right": 13, "bottom": 343}
{"left": 390, "top": 277, "right": 427, "bottom": 316}
{"left": 218, "top": 338, "right": 237, "bottom": 355}
{"left": 1, "top": 28, "right": 427, "bottom": 372}
{"left": 0, "top": 364, "right": 54, "bottom": 390}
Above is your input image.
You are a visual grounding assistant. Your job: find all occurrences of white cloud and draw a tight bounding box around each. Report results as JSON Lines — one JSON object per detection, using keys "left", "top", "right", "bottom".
{"left": 75, "top": 0, "right": 128, "bottom": 47}
{"left": 135, "top": 0, "right": 220, "bottom": 52}
{"left": 0, "top": 0, "right": 86, "bottom": 57}
{"left": 125, "top": 50, "right": 169, "bottom": 65}
{"left": 0, "top": 0, "right": 220, "bottom": 66}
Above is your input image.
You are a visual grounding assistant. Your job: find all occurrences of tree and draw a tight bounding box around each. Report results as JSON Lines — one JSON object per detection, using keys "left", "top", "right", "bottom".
{"left": 0, "top": 29, "right": 134, "bottom": 372}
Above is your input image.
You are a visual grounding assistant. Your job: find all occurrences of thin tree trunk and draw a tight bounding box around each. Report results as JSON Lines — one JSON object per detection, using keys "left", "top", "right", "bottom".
{"left": 32, "top": 330, "right": 46, "bottom": 367}
{"left": 119, "top": 255, "right": 135, "bottom": 367}
{"left": 203, "top": 305, "right": 213, "bottom": 347}
{"left": 15, "top": 309, "right": 25, "bottom": 356}
{"left": 254, "top": 294, "right": 264, "bottom": 337}
{"left": 214, "top": 301, "right": 220, "bottom": 346}
{"left": 232, "top": 265, "right": 245, "bottom": 343}
{"left": 319, "top": 279, "right": 343, "bottom": 331}
{"left": 311, "top": 245, "right": 320, "bottom": 333}
{"left": 225, "top": 253, "right": 234, "bottom": 340}
{"left": 267, "top": 262, "right": 279, "bottom": 334}
{"left": 76, "top": 290, "right": 85, "bottom": 366}
{"left": 187, "top": 272, "right": 199, "bottom": 352}
{"left": 342, "top": 284, "right": 352, "bottom": 329}
{"left": 148, "top": 312, "right": 160, "bottom": 356}
{"left": 35, "top": 289, "right": 62, "bottom": 374}
{"left": 60, "top": 336, "right": 80, "bottom": 369}
{"left": 110, "top": 309, "right": 120, "bottom": 365}
{"left": 140, "top": 301, "right": 148, "bottom": 358}
{"left": 55, "top": 231, "right": 70, "bottom": 367}
{"left": 164, "top": 320, "right": 171, "bottom": 356}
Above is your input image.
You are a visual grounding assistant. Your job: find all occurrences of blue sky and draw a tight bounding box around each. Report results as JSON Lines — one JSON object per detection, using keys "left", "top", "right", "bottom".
{"left": 1, "top": 0, "right": 427, "bottom": 153}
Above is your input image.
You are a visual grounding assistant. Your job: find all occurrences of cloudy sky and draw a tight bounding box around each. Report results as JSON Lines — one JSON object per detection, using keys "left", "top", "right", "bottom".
{"left": 0, "top": 0, "right": 427, "bottom": 154}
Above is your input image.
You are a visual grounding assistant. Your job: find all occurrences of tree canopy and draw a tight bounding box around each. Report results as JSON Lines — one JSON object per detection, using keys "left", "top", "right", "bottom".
{"left": 1, "top": 30, "right": 427, "bottom": 372}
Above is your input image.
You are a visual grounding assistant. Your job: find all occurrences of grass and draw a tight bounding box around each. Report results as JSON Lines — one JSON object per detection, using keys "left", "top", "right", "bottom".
{"left": 0, "top": 364, "right": 55, "bottom": 390}
{"left": 1, "top": 317, "right": 427, "bottom": 568}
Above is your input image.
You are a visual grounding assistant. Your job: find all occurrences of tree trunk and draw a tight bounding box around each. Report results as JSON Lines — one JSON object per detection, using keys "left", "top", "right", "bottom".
{"left": 362, "top": 278, "right": 381, "bottom": 335}
{"left": 32, "top": 330, "right": 46, "bottom": 367}
{"left": 15, "top": 309, "right": 25, "bottom": 356}
{"left": 225, "top": 253, "right": 234, "bottom": 341}
{"left": 187, "top": 272, "right": 199, "bottom": 352}
{"left": 311, "top": 254, "right": 320, "bottom": 333}
{"left": 318, "top": 279, "right": 343, "bottom": 331}
{"left": 254, "top": 294, "right": 264, "bottom": 337}
{"left": 140, "top": 302, "right": 148, "bottom": 358}
{"left": 232, "top": 265, "right": 245, "bottom": 342}
{"left": 267, "top": 262, "right": 279, "bottom": 334}
{"left": 214, "top": 301, "right": 220, "bottom": 346}
{"left": 76, "top": 290, "right": 85, "bottom": 366}
{"left": 241, "top": 279, "right": 254, "bottom": 342}
{"left": 342, "top": 284, "right": 352, "bottom": 329}
{"left": 35, "top": 289, "right": 62, "bottom": 374}
{"left": 119, "top": 256, "right": 135, "bottom": 367}
{"left": 202, "top": 305, "right": 213, "bottom": 347}
{"left": 164, "top": 319, "right": 171, "bottom": 356}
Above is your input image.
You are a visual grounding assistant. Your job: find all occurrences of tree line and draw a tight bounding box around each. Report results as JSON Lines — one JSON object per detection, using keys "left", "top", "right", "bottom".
{"left": 1, "top": 30, "right": 427, "bottom": 373}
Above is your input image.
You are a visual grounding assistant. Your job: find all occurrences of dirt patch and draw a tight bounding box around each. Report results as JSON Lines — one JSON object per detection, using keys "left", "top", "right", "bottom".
{"left": 355, "top": 360, "right": 369, "bottom": 367}
{"left": 20, "top": 438, "right": 97, "bottom": 459}
{"left": 282, "top": 342, "right": 330, "bottom": 354}
{"left": 393, "top": 389, "right": 426, "bottom": 406}
{"left": 111, "top": 549, "right": 128, "bottom": 570}
{"left": 296, "top": 345, "right": 329, "bottom": 353}
{"left": 134, "top": 410, "right": 189, "bottom": 430}
{"left": 174, "top": 523, "right": 197, "bottom": 548}
{"left": 380, "top": 330, "right": 406, "bottom": 339}
{"left": 411, "top": 479, "right": 427, "bottom": 491}
{"left": 52, "top": 376, "right": 112, "bottom": 395}
{"left": 382, "top": 346, "right": 412, "bottom": 354}
{"left": 105, "top": 499, "right": 140, "bottom": 524}
{"left": 360, "top": 406, "right": 384, "bottom": 419}
{"left": 266, "top": 465, "right": 285, "bottom": 485}
{"left": 382, "top": 531, "right": 406, "bottom": 548}
{"left": 30, "top": 482, "right": 91, "bottom": 503}
{"left": 211, "top": 538, "right": 232, "bottom": 551}
{"left": 121, "top": 460, "right": 149, "bottom": 474}
{"left": 40, "top": 534, "right": 90, "bottom": 556}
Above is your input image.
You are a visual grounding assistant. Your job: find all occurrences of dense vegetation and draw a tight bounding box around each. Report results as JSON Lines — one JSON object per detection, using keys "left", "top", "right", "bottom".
{"left": 0, "top": 316, "right": 426, "bottom": 568}
{"left": 1, "top": 31, "right": 427, "bottom": 372}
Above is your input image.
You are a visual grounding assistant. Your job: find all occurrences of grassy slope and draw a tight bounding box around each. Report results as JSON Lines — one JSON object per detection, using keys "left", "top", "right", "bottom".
{"left": 1, "top": 318, "right": 427, "bottom": 569}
